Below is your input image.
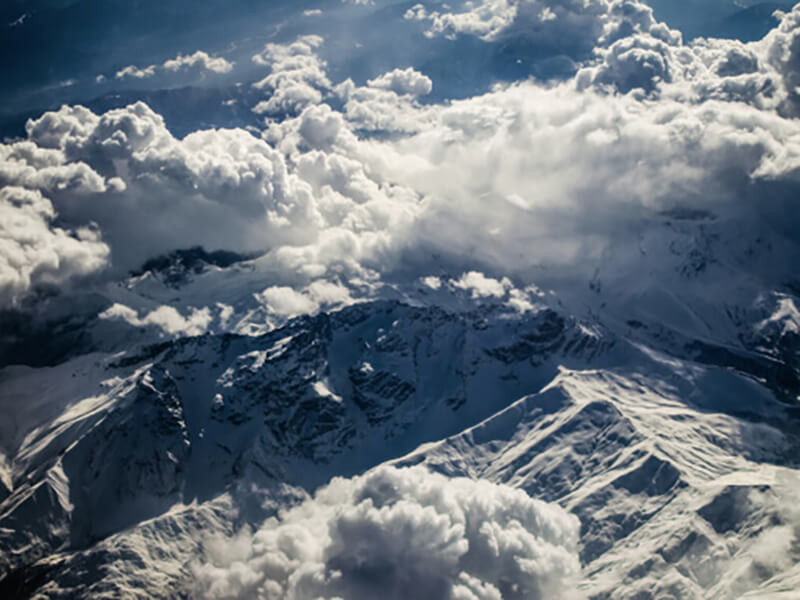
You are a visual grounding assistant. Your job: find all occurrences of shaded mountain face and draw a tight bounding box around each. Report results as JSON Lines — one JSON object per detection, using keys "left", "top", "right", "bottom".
{"left": 0, "top": 253, "right": 798, "bottom": 598}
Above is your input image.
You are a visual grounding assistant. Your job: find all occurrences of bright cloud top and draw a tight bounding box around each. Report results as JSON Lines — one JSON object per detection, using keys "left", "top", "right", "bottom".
{"left": 367, "top": 67, "right": 433, "bottom": 96}
{"left": 251, "top": 35, "right": 331, "bottom": 117}
{"left": 2, "top": 3, "right": 800, "bottom": 312}
{"left": 0, "top": 186, "right": 108, "bottom": 307}
{"left": 193, "top": 465, "right": 581, "bottom": 600}
{"left": 113, "top": 50, "right": 233, "bottom": 81}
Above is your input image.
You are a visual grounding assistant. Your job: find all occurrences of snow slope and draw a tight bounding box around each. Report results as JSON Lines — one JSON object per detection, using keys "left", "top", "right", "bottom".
{"left": 1, "top": 216, "right": 799, "bottom": 598}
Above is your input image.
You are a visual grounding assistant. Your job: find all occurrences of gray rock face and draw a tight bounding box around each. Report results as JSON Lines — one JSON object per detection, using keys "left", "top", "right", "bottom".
{"left": 0, "top": 286, "right": 799, "bottom": 598}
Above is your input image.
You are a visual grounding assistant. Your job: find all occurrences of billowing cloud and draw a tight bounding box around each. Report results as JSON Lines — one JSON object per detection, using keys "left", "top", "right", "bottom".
{"left": 0, "top": 186, "right": 109, "bottom": 307}
{"left": 257, "top": 280, "right": 353, "bottom": 318}
{"left": 569, "top": 4, "right": 800, "bottom": 115}
{"left": 367, "top": 67, "right": 433, "bottom": 96}
{"left": 452, "top": 271, "right": 512, "bottom": 298}
{"left": 761, "top": 5, "right": 800, "bottom": 116}
{"left": 112, "top": 50, "right": 233, "bottom": 81}
{"left": 8, "top": 101, "right": 322, "bottom": 274}
{"left": 405, "top": 0, "right": 679, "bottom": 56}
{"left": 251, "top": 35, "right": 331, "bottom": 117}
{"left": 193, "top": 465, "right": 581, "bottom": 600}
{"left": 336, "top": 78, "right": 435, "bottom": 133}
{"left": 98, "top": 303, "right": 213, "bottom": 336}
{"left": 4, "top": 7, "right": 800, "bottom": 311}
{"left": 115, "top": 64, "right": 157, "bottom": 80}
{"left": 163, "top": 50, "right": 234, "bottom": 74}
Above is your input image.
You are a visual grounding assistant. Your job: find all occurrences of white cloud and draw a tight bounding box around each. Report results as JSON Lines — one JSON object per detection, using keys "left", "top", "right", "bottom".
{"left": 761, "top": 5, "right": 800, "bottom": 116}
{"left": 452, "top": 271, "right": 512, "bottom": 298}
{"left": 367, "top": 67, "right": 433, "bottom": 96}
{"left": 336, "top": 78, "right": 435, "bottom": 133}
{"left": 10, "top": 101, "right": 322, "bottom": 273}
{"left": 163, "top": 50, "right": 234, "bottom": 74}
{"left": 112, "top": 50, "right": 233, "bottom": 81}
{"left": 6, "top": 13, "right": 800, "bottom": 312}
{"left": 256, "top": 286, "right": 319, "bottom": 317}
{"left": 404, "top": 0, "right": 679, "bottom": 53}
{"left": 116, "top": 64, "right": 157, "bottom": 80}
{"left": 192, "top": 465, "right": 581, "bottom": 600}
{"left": 421, "top": 275, "right": 442, "bottom": 290}
{"left": 256, "top": 280, "right": 353, "bottom": 318}
{"left": 99, "top": 303, "right": 213, "bottom": 336}
{"left": 0, "top": 186, "right": 109, "bottom": 307}
{"left": 251, "top": 35, "right": 330, "bottom": 117}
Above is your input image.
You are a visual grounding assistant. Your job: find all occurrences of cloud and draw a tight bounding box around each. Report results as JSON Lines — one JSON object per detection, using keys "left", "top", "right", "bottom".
{"left": 255, "top": 280, "right": 352, "bottom": 318}
{"left": 336, "top": 78, "right": 435, "bottom": 133}
{"left": 6, "top": 14, "right": 800, "bottom": 312}
{"left": 251, "top": 35, "right": 331, "bottom": 117}
{"left": 452, "top": 271, "right": 512, "bottom": 298}
{"left": 98, "top": 303, "right": 213, "bottom": 336}
{"left": 192, "top": 465, "right": 581, "bottom": 600}
{"left": 9, "top": 101, "right": 322, "bottom": 274}
{"left": 761, "top": 5, "right": 800, "bottom": 116}
{"left": 374, "top": 82, "right": 800, "bottom": 282}
{"left": 0, "top": 186, "right": 109, "bottom": 306}
{"left": 405, "top": 0, "right": 679, "bottom": 56}
{"left": 163, "top": 50, "right": 234, "bottom": 74}
{"left": 112, "top": 50, "right": 233, "bottom": 81}
{"left": 570, "top": 5, "right": 800, "bottom": 113}
{"left": 367, "top": 67, "right": 433, "bottom": 96}
{"left": 116, "top": 64, "right": 157, "bottom": 80}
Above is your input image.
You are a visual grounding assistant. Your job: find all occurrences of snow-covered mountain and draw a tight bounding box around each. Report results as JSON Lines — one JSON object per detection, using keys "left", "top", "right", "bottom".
{"left": 0, "top": 219, "right": 798, "bottom": 598}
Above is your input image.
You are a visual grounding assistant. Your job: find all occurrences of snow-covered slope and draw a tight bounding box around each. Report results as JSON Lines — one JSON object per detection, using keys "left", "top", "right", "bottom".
{"left": 1, "top": 235, "right": 799, "bottom": 599}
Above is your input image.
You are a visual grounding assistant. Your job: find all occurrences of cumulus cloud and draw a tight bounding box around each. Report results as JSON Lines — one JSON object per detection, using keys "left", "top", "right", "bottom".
{"left": 336, "top": 78, "right": 436, "bottom": 133}
{"left": 6, "top": 12, "right": 800, "bottom": 312}
{"left": 0, "top": 186, "right": 109, "bottom": 306}
{"left": 116, "top": 64, "right": 157, "bottom": 80}
{"left": 452, "top": 271, "right": 512, "bottom": 298}
{"left": 367, "top": 67, "right": 433, "bottom": 96}
{"left": 256, "top": 280, "right": 352, "bottom": 318}
{"left": 99, "top": 303, "right": 213, "bottom": 336}
{"left": 761, "top": 5, "right": 800, "bottom": 116}
{"left": 163, "top": 50, "right": 234, "bottom": 74}
{"left": 193, "top": 465, "right": 581, "bottom": 600}
{"left": 569, "top": 4, "right": 800, "bottom": 113}
{"left": 405, "top": 0, "right": 678, "bottom": 55}
{"left": 377, "top": 82, "right": 800, "bottom": 279}
{"left": 251, "top": 35, "right": 331, "bottom": 117}
{"left": 6, "top": 101, "right": 322, "bottom": 273}
{"left": 112, "top": 50, "right": 233, "bottom": 81}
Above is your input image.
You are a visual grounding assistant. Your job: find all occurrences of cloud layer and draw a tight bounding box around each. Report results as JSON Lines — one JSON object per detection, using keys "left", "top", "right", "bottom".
{"left": 2, "top": 3, "right": 800, "bottom": 313}
{"left": 193, "top": 465, "right": 581, "bottom": 600}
